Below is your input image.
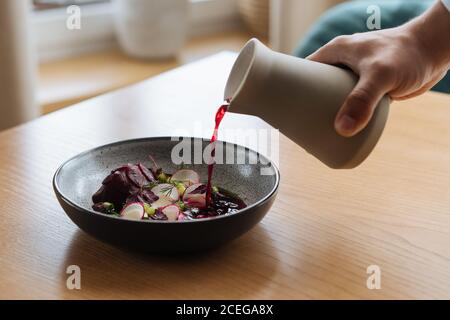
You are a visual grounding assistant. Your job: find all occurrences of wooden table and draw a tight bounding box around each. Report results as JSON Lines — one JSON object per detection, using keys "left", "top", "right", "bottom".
{"left": 1, "top": 52, "right": 450, "bottom": 299}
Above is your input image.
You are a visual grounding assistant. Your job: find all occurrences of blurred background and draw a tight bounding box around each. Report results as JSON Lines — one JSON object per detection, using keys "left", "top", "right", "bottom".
{"left": 0, "top": 0, "right": 349, "bottom": 131}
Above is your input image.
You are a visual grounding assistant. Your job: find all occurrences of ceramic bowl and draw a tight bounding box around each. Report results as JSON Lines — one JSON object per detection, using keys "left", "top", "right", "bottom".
{"left": 53, "top": 137, "right": 279, "bottom": 253}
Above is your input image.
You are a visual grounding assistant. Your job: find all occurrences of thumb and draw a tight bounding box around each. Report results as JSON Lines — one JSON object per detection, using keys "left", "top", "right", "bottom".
{"left": 335, "top": 75, "right": 387, "bottom": 137}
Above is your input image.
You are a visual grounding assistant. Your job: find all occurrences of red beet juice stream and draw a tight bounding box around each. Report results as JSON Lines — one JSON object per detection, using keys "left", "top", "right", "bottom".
{"left": 205, "top": 98, "right": 231, "bottom": 206}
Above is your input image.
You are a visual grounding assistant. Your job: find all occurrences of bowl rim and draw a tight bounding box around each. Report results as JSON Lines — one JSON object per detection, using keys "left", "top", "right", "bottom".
{"left": 53, "top": 136, "right": 280, "bottom": 224}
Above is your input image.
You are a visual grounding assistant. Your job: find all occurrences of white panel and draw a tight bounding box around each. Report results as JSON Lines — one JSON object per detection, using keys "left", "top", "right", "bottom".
{"left": 270, "top": 0, "right": 347, "bottom": 53}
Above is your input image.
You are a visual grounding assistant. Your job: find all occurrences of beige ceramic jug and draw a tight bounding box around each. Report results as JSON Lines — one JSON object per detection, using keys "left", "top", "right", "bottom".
{"left": 225, "top": 38, "right": 390, "bottom": 169}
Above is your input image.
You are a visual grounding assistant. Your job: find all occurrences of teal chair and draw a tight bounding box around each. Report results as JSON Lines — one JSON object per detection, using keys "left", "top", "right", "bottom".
{"left": 293, "top": 0, "right": 450, "bottom": 94}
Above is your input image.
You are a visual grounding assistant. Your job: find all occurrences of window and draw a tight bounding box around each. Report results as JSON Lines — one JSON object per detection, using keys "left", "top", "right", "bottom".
{"left": 33, "top": 0, "right": 240, "bottom": 62}
{"left": 33, "top": 0, "right": 108, "bottom": 11}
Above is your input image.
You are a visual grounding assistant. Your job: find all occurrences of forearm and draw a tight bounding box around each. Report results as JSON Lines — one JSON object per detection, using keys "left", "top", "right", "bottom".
{"left": 407, "top": 0, "right": 450, "bottom": 70}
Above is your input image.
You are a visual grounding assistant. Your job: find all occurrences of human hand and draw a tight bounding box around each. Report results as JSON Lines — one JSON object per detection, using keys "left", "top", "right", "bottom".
{"left": 308, "top": 1, "right": 450, "bottom": 137}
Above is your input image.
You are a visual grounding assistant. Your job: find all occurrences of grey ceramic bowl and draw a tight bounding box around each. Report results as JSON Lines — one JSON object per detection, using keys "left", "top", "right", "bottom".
{"left": 53, "top": 137, "right": 279, "bottom": 253}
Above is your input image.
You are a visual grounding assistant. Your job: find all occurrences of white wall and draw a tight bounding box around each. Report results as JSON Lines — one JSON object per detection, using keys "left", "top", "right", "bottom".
{"left": 0, "top": 0, "right": 38, "bottom": 130}
{"left": 270, "top": 0, "right": 347, "bottom": 53}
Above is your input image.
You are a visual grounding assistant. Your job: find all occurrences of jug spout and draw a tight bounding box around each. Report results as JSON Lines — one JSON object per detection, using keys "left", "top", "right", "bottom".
{"left": 224, "top": 38, "right": 390, "bottom": 169}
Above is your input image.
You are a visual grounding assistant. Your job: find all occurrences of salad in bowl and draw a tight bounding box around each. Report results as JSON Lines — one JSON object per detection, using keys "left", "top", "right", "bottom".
{"left": 92, "top": 158, "right": 246, "bottom": 222}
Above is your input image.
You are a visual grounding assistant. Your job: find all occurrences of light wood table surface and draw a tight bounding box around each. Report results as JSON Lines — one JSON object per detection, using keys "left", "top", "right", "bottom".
{"left": 1, "top": 52, "right": 450, "bottom": 299}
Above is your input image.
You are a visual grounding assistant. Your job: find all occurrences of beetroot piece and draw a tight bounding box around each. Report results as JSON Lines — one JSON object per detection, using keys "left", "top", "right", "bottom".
{"left": 125, "top": 189, "right": 159, "bottom": 206}
{"left": 92, "top": 186, "right": 107, "bottom": 204}
{"left": 138, "top": 163, "right": 156, "bottom": 182}
{"left": 150, "top": 210, "right": 168, "bottom": 221}
{"left": 92, "top": 169, "right": 136, "bottom": 207}
{"left": 125, "top": 193, "right": 144, "bottom": 205}
{"left": 92, "top": 163, "right": 157, "bottom": 212}
{"left": 189, "top": 184, "right": 207, "bottom": 195}
{"left": 140, "top": 188, "right": 159, "bottom": 203}
{"left": 126, "top": 164, "right": 150, "bottom": 187}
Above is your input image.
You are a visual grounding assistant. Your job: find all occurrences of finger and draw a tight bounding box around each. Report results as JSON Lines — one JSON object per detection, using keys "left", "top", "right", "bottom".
{"left": 391, "top": 71, "right": 447, "bottom": 101}
{"left": 335, "top": 75, "right": 389, "bottom": 137}
{"left": 307, "top": 36, "right": 350, "bottom": 65}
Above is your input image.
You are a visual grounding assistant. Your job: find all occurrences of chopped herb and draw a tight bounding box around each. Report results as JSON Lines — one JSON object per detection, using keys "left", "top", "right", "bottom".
{"left": 159, "top": 184, "right": 175, "bottom": 197}
{"left": 176, "top": 200, "right": 186, "bottom": 211}
{"left": 144, "top": 203, "right": 156, "bottom": 216}
{"left": 173, "top": 181, "right": 186, "bottom": 195}
{"left": 143, "top": 182, "right": 158, "bottom": 190}
{"left": 157, "top": 172, "right": 168, "bottom": 183}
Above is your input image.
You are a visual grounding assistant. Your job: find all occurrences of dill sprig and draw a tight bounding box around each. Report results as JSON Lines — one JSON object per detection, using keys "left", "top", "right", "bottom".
{"left": 160, "top": 184, "right": 175, "bottom": 197}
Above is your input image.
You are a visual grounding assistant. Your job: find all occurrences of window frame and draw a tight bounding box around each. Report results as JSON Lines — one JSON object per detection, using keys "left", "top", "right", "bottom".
{"left": 33, "top": 0, "right": 108, "bottom": 11}
{"left": 32, "top": 0, "right": 240, "bottom": 62}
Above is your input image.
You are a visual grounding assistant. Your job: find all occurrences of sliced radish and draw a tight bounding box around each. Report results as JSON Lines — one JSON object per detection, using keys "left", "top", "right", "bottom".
{"left": 170, "top": 169, "right": 200, "bottom": 187}
{"left": 162, "top": 205, "right": 180, "bottom": 221}
{"left": 120, "top": 202, "right": 144, "bottom": 220}
{"left": 178, "top": 212, "right": 187, "bottom": 221}
{"left": 151, "top": 183, "right": 179, "bottom": 201}
{"left": 185, "top": 194, "right": 206, "bottom": 208}
{"left": 183, "top": 183, "right": 207, "bottom": 208}
{"left": 151, "top": 196, "right": 173, "bottom": 209}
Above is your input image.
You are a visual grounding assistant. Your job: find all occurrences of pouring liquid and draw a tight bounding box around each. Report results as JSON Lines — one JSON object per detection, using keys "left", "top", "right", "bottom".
{"left": 205, "top": 99, "right": 231, "bottom": 206}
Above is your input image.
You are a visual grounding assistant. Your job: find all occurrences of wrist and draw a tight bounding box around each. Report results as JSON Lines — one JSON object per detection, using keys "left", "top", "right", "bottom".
{"left": 408, "top": 1, "right": 450, "bottom": 70}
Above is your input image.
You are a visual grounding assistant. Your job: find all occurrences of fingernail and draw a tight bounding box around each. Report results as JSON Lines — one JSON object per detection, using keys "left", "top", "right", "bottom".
{"left": 336, "top": 114, "right": 356, "bottom": 135}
